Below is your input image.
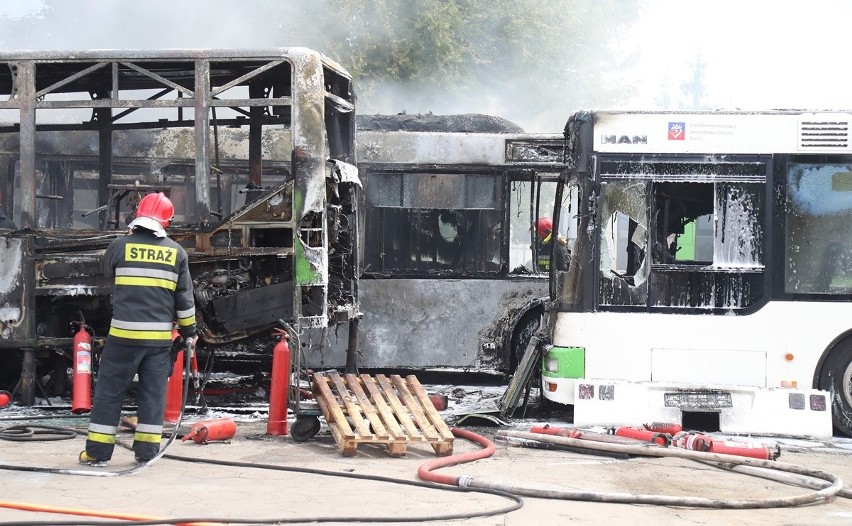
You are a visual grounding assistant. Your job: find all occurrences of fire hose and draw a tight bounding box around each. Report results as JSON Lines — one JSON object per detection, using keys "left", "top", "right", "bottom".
{"left": 0, "top": 426, "right": 522, "bottom": 525}
{"left": 451, "top": 429, "right": 844, "bottom": 508}
{"left": 0, "top": 340, "right": 194, "bottom": 478}
{"left": 1, "top": 357, "right": 849, "bottom": 519}
{"left": 0, "top": 424, "right": 77, "bottom": 442}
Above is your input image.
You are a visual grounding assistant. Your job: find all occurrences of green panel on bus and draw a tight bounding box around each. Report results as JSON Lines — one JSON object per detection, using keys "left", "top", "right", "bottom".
{"left": 544, "top": 346, "right": 585, "bottom": 378}
{"left": 675, "top": 221, "right": 696, "bottom": 261}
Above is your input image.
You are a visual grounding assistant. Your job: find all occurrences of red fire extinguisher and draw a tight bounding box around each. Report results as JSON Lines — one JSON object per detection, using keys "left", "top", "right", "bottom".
{"left": 71, "top": 321, "right": 93, "bottom": 414}
{"left": 672, "top": 431, "right": 779, "bottom": 460}
{"left": 644, "top": 422, "right": 683, "bottom": 435}
{"left": 163, "top": 328, "right": 184, "bottom": 423}
{"left": 266, "top": 327, "right": 290, "bottom": 436}
{"left": 614, "top": 426, "right": 672, "bottom": 446}
{"left": 181, "top": 418, "right": 237, "bottom": 444}
{"left": 530, "top": 425, "right": 583, "bottom": 439}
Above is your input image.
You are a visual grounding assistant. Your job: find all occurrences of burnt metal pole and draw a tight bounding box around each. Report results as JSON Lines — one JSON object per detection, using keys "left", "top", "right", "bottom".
{"left": 17, "top": 61, "right": 36, "bottom": 229}
{"left": 19, "top": 349, "right": 36, "bottom": 406}
{"left": 60, "top": 162, "right": 74, "bottom": 228}
{"left": 248, "top": 82, "right": 264, "bottom": 188}
{"left": 14, "top": 62, "right": 38, "bottom": 404}
{"left": 193, "top": 59, "right": 211, "bottom": 225}
{"left": 96, "top": 96, "right": 112, "bottom": 230}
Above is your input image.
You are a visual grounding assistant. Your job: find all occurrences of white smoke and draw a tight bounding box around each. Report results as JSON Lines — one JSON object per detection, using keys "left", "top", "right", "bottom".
{"left": 3, "top": 0, "right": 851, "bottom": 133}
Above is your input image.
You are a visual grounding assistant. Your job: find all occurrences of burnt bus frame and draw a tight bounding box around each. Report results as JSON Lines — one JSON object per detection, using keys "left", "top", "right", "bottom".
{"left": 0, "top": 48, "right": 359, "bottom": 404}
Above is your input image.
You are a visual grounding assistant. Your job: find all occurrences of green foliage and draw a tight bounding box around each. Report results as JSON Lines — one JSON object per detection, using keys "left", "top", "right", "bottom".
{"left": 322, "top": 0, "right": 635, "bottom": 84}
{"left": 312, "top": 0, "right": 640, "bottom": 129}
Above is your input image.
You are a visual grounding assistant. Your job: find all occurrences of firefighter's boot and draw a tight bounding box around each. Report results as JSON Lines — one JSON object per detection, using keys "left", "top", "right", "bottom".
{"left": 78, "top": 451, "right": 109, "bottom": 467}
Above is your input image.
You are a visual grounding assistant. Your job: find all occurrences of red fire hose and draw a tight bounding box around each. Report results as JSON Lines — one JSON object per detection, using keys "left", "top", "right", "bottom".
{"left": 418, "top": 428, "right": 497, "bottom": 486}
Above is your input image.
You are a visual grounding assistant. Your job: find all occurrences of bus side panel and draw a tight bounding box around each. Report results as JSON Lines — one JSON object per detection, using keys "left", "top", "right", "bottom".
{"left": 302, "top": 277, "right": 548, "bottom": 370}
{"left": 551, "top": 302, "right": 845, "bottom": 389}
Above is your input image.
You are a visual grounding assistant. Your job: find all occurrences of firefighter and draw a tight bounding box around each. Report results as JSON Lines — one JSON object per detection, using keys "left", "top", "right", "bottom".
{"left": 80, "top": 192, "right": 197, "bottom": 466}
{"left": 534, "top": 217, "right": 570, "bottom": 272}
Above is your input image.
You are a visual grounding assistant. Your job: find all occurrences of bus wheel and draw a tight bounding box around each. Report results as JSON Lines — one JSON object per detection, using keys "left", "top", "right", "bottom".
{"left": 819, "top": 340, "right": 852, "bottom": 437}
{"left": 510, "top": 310, "right": 542, "bottom": 373}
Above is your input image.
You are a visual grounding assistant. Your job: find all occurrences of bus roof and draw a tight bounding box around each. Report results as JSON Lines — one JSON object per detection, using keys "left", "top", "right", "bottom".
{"left": 570, "top": 109, "right": 852, "bottom": 155}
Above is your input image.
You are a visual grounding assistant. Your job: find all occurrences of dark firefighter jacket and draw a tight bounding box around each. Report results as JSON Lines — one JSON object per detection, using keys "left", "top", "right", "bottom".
{"left": 537, "top": 234, "right": 571, "bottom": 272}
{"left": 103, "top": 228, "right": 196, "bottom": 345}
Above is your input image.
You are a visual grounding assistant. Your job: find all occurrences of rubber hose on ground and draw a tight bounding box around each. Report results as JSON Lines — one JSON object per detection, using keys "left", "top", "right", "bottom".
{"left": 480, "top": 430, "right": 843, "bottom": 509}
{"left": 417, "top": 427, "right": 496, "bottom": 486}
{"left": 0, "top": 499, "right": 219, "bottom": 526}
{"left": 0, "top": 424, "right": 78, "bottom": 442}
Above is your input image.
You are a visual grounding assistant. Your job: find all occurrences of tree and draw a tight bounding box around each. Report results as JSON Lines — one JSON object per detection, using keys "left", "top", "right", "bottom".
{"left": 308, "top": 0, "right": 640, "bottom": 131}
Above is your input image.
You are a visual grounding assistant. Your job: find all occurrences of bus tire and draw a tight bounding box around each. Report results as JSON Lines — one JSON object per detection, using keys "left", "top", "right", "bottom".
{"left": 510, "top": 309, "right": 543, "bottom": 373}
{"left": 818, "top": 339, "right": 852, "bottom": 437}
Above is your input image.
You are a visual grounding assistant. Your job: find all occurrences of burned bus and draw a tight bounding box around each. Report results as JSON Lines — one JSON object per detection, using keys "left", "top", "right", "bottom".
{"left": 304, "top": 114, "right": 567, "bottom": 373}
{"left": 0, "top": 48, "right": 360, "bottom": 404}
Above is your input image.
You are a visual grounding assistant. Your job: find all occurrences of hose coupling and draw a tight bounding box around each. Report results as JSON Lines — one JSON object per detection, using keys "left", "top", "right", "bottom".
{"left": 457, "top": 475, "right": 475, "bottom": 487}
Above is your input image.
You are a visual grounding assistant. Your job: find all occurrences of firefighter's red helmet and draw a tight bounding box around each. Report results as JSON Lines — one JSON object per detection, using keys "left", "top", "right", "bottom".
{"left": 136, "top": 192, "right": 174, "bottom": 229}
{"left": 535, "top": 217, "right": 553, "bottom": 239}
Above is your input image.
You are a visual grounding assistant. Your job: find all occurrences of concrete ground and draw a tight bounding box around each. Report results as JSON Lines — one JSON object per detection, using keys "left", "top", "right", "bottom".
{"left": 2, "top": 410, "right": 852, "bottom": 526}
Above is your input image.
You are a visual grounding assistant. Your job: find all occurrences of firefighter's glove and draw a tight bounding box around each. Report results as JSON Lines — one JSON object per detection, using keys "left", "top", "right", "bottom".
{"left": 169, "top": 336, "right": 186, "bottom": 376}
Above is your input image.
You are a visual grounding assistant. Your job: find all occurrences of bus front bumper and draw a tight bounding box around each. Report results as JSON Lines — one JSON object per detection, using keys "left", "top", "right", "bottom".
{"left": 542, "top": 377, "right": 833, "bottom": 439}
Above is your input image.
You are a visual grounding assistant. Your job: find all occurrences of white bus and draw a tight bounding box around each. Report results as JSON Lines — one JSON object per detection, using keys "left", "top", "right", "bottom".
{"left": 542, "top": 110, "right": 852, "bottom": 438}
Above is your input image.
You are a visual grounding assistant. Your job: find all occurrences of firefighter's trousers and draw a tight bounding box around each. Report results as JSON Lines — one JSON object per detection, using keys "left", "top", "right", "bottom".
{"left": 85, "top": 337, "right": 172, "bottom": 461}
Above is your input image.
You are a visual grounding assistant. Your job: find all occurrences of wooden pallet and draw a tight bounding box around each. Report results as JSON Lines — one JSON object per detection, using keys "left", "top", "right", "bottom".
{"left": 312, "top": 372, "right": 454, "bottom": 457}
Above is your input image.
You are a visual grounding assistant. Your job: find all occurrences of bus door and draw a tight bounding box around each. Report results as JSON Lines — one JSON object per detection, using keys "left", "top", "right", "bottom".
{"left": 510, "top": 172, "right": 571, "bottom": 276}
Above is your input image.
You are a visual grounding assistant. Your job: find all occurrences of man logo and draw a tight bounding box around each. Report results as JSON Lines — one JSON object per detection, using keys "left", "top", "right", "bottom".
{"left": 668, "top": 122, "right": 685, "bottom": 140}
{"left": 600, "top": 135, "right": 648, "bottom": 145}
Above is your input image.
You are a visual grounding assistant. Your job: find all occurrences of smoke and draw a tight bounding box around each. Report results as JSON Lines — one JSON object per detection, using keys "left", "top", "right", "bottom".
{"left": 5, "top": 1, "right": 847, "bottom": 134}
{"left": 0, "top": 0, "right": 315, "bottom": 50}
{"left": 0, "top": 0, "right": 634, "bottom": 133}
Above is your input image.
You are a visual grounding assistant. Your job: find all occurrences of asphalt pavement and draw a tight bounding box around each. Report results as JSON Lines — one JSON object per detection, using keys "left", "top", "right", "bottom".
{"left": 2, "top": 394, "right": 852, "bottom": 525}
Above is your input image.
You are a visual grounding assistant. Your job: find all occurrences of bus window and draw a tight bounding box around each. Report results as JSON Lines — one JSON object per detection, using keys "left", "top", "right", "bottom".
{"left": 713, "top": 182, "right": 764, "bottom": 267}
{"left": 509, "top": 180, "right": 533, "bottom": 270}
{"left": 598, "top": 178, "right": 765, "bottom": 310}
{"left": 785, "top": 162, "right": 852, "bottom": 294}
{"left": 653, "top": 182, "right": 762, "bottom": 267}
{"left": 652, "top": 182, "right": 713, "bottom": 264}
{"left": 649, "top": 181, "right": 764, "bottom": 309}
{"left": 598, "top": 180, "right": 649, "bottom": 306}
{"left": 364, "top": 172, "right": 502, "bottom": 274}
{"left": 509, "top": 179, "right": 563, "bottom": 273}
